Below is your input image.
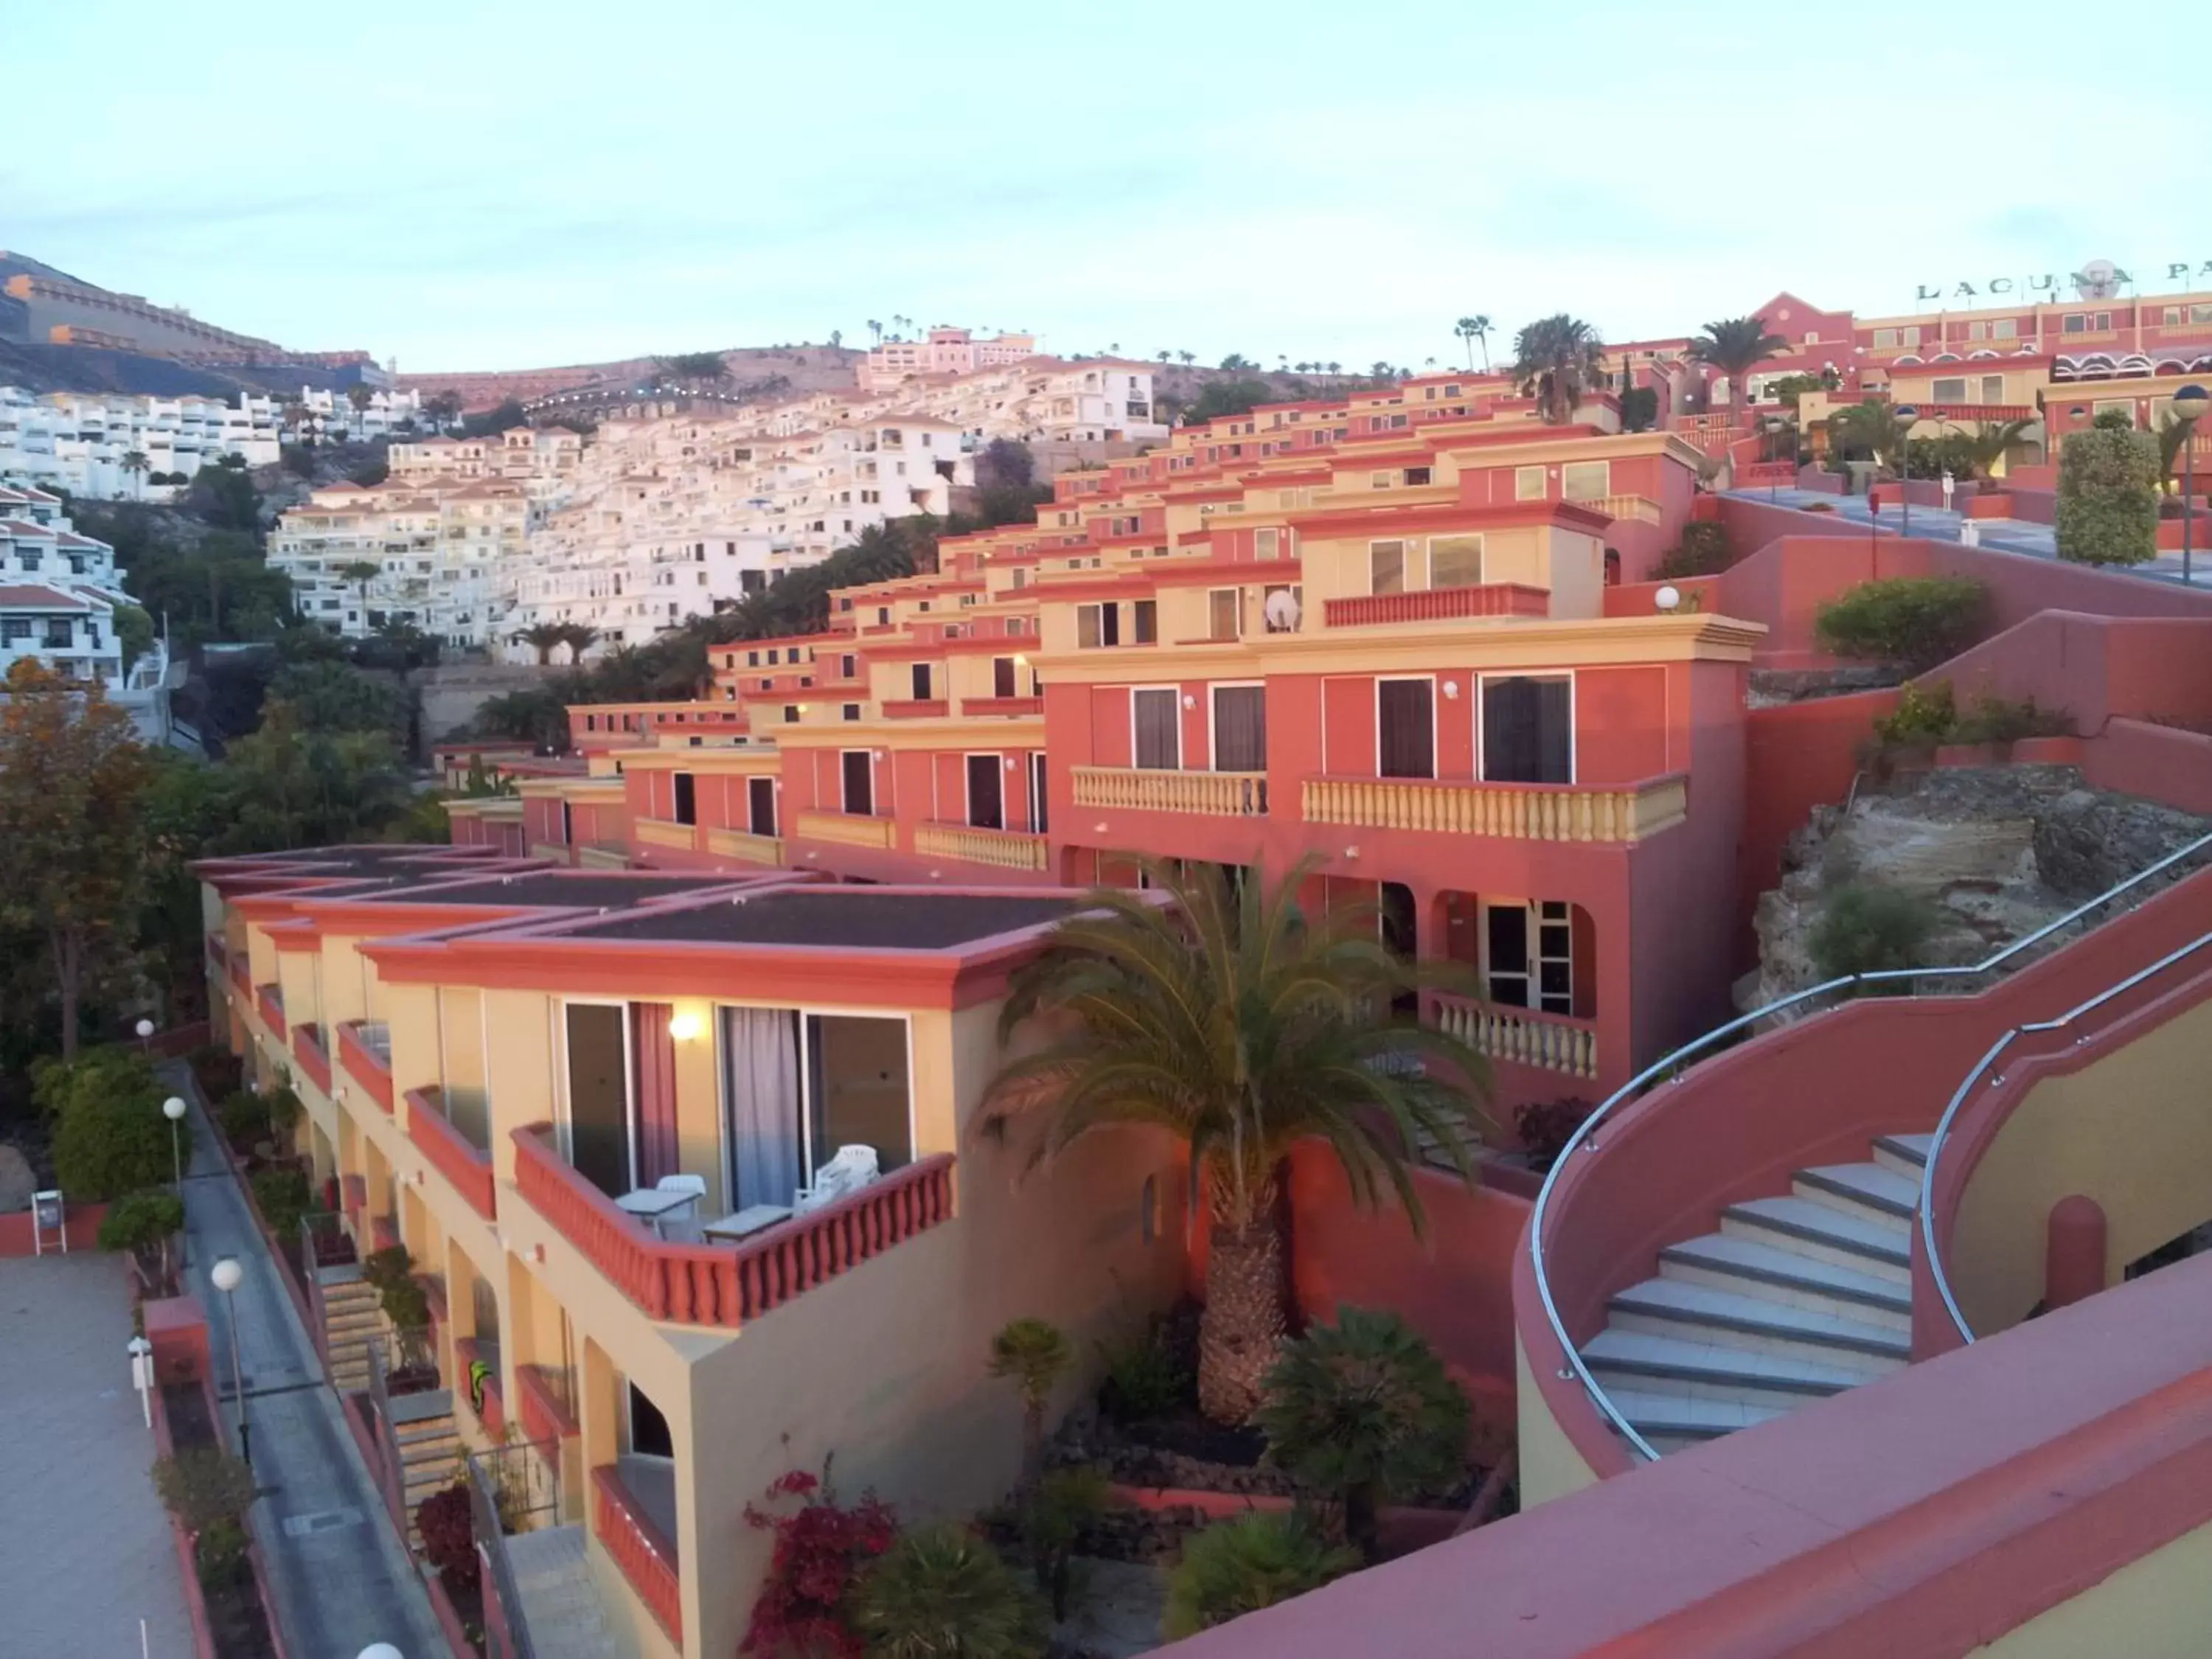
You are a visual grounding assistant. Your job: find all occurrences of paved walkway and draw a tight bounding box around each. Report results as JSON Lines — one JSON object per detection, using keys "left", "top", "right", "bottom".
{"left": 170, "top": 1062, "right": 448, "bottom": 1659}
{"left": 0, "top": 1250, "right": 198, "bottom": 1658}
{"left": 1728, "top": 486, "right": 2210, "bottom": 587}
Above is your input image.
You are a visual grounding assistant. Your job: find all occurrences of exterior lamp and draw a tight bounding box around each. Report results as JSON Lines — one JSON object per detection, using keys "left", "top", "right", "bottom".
{"left": 668, "top": 1011, "right": 704, "bottom": 1043}
{"left": 135, "top": 1017, "right": 156, "bottom": 1047}
{"left": 2174, "top": 383, "right": 2209, "bottom": 587}
{"left": 209, "top": 1256, "right": 250, "bottom": 1467}
{"left": 1655, "top": 585, "right": 1682, "bottom": 613}
{"left": 358, "top": 1646, "right": 406, "bottom": 1659}
{"left": 163, "top": 1096, "right": 188, "bottom": 1187}
{"left": 1891, "top": 405, "right": 1920, "bottom": 535}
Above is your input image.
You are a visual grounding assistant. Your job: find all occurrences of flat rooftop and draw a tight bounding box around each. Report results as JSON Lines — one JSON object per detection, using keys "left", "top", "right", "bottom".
{"left": 352, "top": 872, "right": 729, "bottom": 910}
{"left": 557, "top": 890, "right": 1077, "bottom": 951}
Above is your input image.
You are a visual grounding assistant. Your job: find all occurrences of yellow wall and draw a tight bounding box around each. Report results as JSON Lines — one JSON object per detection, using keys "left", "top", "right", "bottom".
{"left": 1969, "top": 1514, "right": 2212, "bottom": 1659}
{"left": 1950, "top": 993, "right": 2212, "bottom": 1336}
{"left": 1514, "top": 1333, "right": 1601, "bottom": 1507}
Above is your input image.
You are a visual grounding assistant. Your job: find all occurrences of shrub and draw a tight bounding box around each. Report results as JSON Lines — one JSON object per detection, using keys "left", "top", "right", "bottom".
{"left": 381, "top": 1276, "right": 431, "bottom": 1332}
{"left": 1809, "top": 885, "right": 1939, "bottom": 984}
{"left": 1815, "top": 577, "right": 1989, "bottom": 673}
{"left": 195, "top": 1517, "right": 253, "bottom": 1591}
{"left": 1162, "top": 1512, "right": 1360, "bottom": 1639}
{"left": 742, "top": 1467, "right": 898, "bottom": 1658}
{"left": 1951, "top": 694, "right": 2073, "bottom": 748}
{"left": 188, "top": 1043, "right": 242, "bottom": 1102}
{"left": 100, "top": 1189, "right": 187, "bottom": 1295}
{"left": 362, "top": 1244, "right": 413, "bottom": 1293}
{"left": 1024, "top": 1465, "right": 1114, "bottom": 1619}
{"left": 32, "top": 1046, "right": 161, "bottom": 1122}
{"left": 51, "top": 1070, "right": 176, "bottom": 1200}
{"left": 153, "top": 1447, "right": 258, "bottom": 1534}
{"left": 415, "top": 1484, "right": 479, "bottom": 1595}
{"left": 262, "top": 1085, "right": 304, "bottom": 1141}
{"left": 218, "top": 1090, "right": 268, "bottom": 1146}
{"left": 1514, "top": 1098, "right": 1595, "bottom": 1175}
{"left": 1871, "top": 680, "right": 1957, "bottom": 746}
{"left": 1098, "top": 1326, "right": 1190, "bottom": 1425}
{"left": 1651, "top": 520, "right": 1733, "bottom": 580}
{"left": 250, "top": 1166, "right": 313, "bottom": 1242}
{"left": 848, "top": 1523, "right": 1048, "bottom": 1659}
{"left": 1256, "top": 1308, "right": 1470, "bottom": 1559}
{"left": 2057, "top": 422, "right": 2160, "bottom": 566}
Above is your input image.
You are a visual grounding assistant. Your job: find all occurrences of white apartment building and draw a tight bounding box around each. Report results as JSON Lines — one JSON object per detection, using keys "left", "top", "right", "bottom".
{"left": 287, "top": 385, "right": 428, "bottom": 445}
{"left": 389, "top": 426, "right": 583, "bottom": 501}
{"left": 0, "top": 482, "right": 173, "bottom": 738}
{"left": 0, "top": 384, "right": 282, "bottom": 501}
{"left": 859, "top": 325, "right": 1039, "bottom": 391}
{"left": 268, "top": 477, "right": 531, "bottom": 646}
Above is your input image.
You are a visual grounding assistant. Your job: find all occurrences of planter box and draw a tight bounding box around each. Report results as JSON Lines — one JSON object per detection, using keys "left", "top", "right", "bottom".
{"left": 1105, "top": 1482, "right": 1463, "bottom": 1555}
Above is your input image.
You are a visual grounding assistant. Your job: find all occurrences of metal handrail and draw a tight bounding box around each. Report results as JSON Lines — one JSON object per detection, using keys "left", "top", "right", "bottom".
{"left": 1531, "top": 825, "right": 2212, "bottom": 1464}
{"left": 468, "top": 1451, "right": 538, "bottom": 1659}
{"left": 1917, "top": 928, "right": 2212, "bottom": 1345}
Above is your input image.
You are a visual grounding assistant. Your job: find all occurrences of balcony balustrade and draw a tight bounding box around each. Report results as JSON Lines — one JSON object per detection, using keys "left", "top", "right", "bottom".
{"left": 594, "top": 1465, "right": 681, "bottom": 1642}
{"left": 512, "top": 1124, "right": 955, "bottom": 1327}
{"left": 881, "top": 698, "right": 949, "bottom": 719}
{"left": 229, "top": 952, "right": 251, "bottom": 997}
{"left": 515, "top": 1363, "right": 580, "bottom": 1444}
{"left": 1584, "top": 493, "right": 1663, "bottom": 524}
{"left": 255, "top": 983, "right": 284, "bottom": 1032}
{"left": 1432, "top": 993, "right": 1599, "bottom": 1079}
{"left": 337, "top": 1020, "right": 394, "bottom": 1112}
{"left": 633, "top": 815, "right": 696, "bottom": 852}
{"left": 1322, "top": 582, "right": 1548, "bottom": 629}
{"left": 959, "top": 695, "right": 1044, "bottom": 717}
{"left": 1301, "top": 772, "right": 1687, "bottom": 843}
{"left": 914, "top": 821, "right": 1050, "bottom": 872}
{"left": 703, "top": 825, "right": 783, "bottom": 866}
{"left": 291, "top": 1023, "right": 331, "bottom": 1094}
{"left": 793, "top": 810, "right": 897, "bottom": 851}
{"left": 407, "top": 1087, "right": 497, "bottom": 1220}
{"left": 1071, "top": 766, "right": 1268, "bottom": 818}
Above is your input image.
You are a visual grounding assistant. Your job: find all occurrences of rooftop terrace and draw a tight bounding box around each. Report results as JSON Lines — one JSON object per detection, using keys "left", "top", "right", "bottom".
{"left": 551, "top": 889, "right": 1076, "bottom": 950}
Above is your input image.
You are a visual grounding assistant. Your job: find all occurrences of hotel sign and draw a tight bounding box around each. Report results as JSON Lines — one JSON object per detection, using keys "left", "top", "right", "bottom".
{"left": 1917, "top": 257, "right": 2212, "bottom": 305}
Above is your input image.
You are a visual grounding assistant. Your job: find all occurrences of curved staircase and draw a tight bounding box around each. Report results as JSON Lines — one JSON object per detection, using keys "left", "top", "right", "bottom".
{"left": 1585, "top": 1133, "right": 1930, "bottom": 1453}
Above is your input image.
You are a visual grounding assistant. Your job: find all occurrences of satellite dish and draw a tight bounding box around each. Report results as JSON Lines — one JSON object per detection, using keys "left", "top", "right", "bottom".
{"left": 1263, "top": 588, "right": 1302, "bottom": 632}
{"left": 2075, "top": 259, "right": 2121, "bottom": 301}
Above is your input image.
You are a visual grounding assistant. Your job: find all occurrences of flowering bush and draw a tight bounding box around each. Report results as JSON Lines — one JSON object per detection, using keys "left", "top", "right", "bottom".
{"left": 416, "top": 1484, "right": 479, "bottom": 1596}
{"left": 741, "top": 1467, "right": 897, "bottom": 1658}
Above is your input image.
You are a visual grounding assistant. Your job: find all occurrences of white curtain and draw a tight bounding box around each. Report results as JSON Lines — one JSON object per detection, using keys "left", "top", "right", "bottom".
{"left": 721, "top": 1007, "right": 802, "bottom": 1209}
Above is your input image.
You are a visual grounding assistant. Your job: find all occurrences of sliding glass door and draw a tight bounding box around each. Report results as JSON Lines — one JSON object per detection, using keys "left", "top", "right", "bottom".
{"left": 562, "top": 1002, "right": 630, "bottom": 1198}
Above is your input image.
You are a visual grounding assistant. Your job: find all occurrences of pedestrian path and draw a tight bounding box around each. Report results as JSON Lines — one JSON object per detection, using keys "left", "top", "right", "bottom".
{"left": 168, "top": 1061, "right": 448, "bottom": 1659}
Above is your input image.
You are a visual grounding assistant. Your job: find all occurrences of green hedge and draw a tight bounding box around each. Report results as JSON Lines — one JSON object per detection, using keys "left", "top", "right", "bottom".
{"left": 1815, "top": 577, "right": 1989, "bottom": 673}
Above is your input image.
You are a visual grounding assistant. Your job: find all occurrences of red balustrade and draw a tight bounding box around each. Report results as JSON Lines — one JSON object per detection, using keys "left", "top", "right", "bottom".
{"left": 515, "top": 1363, "right": 579, "bottom": 1443}
{"left": 406, "top": 1088, "right": 498, "bottom": 1220}
{"left": 370, "top": 1214, "right": 399, "bottom": 1253}
{"left": 959, "top": 695, "right": 1044, "bottom": 717}
{"left": 593, "top": 1465, "right": 681, "bottom": 1641}
{"left": 512, "top": 1124, "right": 956, "bottom": 1327}
{"left": 1324, "top": 582, "right": 1550, "bottom": 628}
{"left": 228, "top": 953, "right": 251, "bottom": 997}
{"left": 291, "top": 1024, "right": 330, "bottom": 1094}
{"left": 880, "top": 698, "right": 950, "bottom": 719}
{"left": 255, "top": 984, "right": 284, "bottom": 1032}
{"left": 336, "top": 1023, "right": 394, "bottom": 1113}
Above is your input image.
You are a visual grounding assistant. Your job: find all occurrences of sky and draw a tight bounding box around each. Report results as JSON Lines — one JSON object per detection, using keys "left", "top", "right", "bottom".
{"left": 8, "top": 1, "right": 2210, "bottom": 375}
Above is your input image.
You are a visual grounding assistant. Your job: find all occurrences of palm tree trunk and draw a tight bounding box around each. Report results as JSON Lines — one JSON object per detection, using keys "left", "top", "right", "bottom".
{"left": 1197, "top": 1207, "right": 1287, "bottom": 1423}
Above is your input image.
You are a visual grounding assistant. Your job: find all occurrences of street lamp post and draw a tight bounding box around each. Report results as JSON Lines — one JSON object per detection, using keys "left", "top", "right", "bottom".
{"left": 135, "top": 1017, "right": 156, "bottom": 1052}
{"left": 210, "top": 1256, "right": 250, "bottom": 1467}
{"left": 1893, "top": 404, "right": 1920, "bottom": 537}
{"left": 2174, "top": 383, "right": 2209, "bottom": 587}
{"left": 163, "top": 1096, "right": 187, "bottom": 1187}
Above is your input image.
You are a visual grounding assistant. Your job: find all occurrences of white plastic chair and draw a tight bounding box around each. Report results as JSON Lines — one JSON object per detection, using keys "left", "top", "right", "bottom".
{"left": 793, "top": 1144, "right": 880, "bottom": 1214}
{"left": 655, "top": 1174, "right": 708, "bottom": 1237}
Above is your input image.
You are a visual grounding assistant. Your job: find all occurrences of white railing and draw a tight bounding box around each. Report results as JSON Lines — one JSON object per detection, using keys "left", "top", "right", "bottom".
{"left": 1302, "top": 775, "right": 1686, "bottom": 843}
{"left": 1433, "top": 997, "right": 1599, "bottom": 1079}
{"left": 1071, "top": 767, "right": 1268, "bottom": 817}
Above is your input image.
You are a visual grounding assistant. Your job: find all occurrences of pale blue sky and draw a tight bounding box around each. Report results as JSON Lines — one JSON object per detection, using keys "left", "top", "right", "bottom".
{"left": 8, "top": 1, "right": 2207, "bottom": 372}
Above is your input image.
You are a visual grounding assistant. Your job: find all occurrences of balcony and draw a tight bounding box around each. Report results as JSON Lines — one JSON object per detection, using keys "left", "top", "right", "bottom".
{"left": 880, "top": 698, "right": 949, "bottom": 719}
{"left": 1432, "top": 994, "right": 1599, "bottom": 1079}
{"left": 512, "top": 1124, "right": 955, "bottom": 1327}
{"left": 1301, "top": 772, "right": 1688, "bottom": 843}
{"left": 1071, "top": 767, "right": 1268, "bottom": 817}
{"left": 914, "top": 821, "right": 1050, "bottom": 872}
{"left": 1323, "top": 582, "right": 1549, "bottom": 629}
{"left": 594, "top": 1464, "right": 681, "bottom": 1642}
{"left": 407, "top": 1088, "right": 497, "bottom": 1220}
{"left": 793, "top": 810, "right": 896, "bottom": 851}
{"left": 229, "top": 952, "right": 251, "bottom": 998}
{"left": 633, "top": 816, "right": 696, "bottom": 852}
{"left": 1584, "top": 493, "right": 1663, "bottom": 525}
{"left": 255, "top": 983, "right": 284, "bottom": 1032}
{"left": 515, "top": 1363, "right": 580, "bottom": 1444}
{"left": 959, "top": 695, "right": 1044, "bottom": 717}
{"left": 337, "top": 1021, "right": 394, "bottom": 1113}
{"left": 703, "top": 825, "right": 783, "bottom": 866}
{"left": 292, "top": 1024, "right": 331, "bottom": 1094}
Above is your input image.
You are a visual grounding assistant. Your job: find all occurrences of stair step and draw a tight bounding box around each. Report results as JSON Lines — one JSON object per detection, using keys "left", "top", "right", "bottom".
{"left": 1721, "top": 1196, "right": 1913, "bottom": 1281}
{"left": 1658, "top": 1234, "right": 1912, "bottom": 1329}
{"left": 1605, "top": 1385, "right": 1795, "bottom": 1449}
{"left": 1610, "top": 1279, "right": 1908, "bottom": 1371}
{"left": 396, "top": 1419, "right": 459, "bottom": 1446}
{"left": 1872, "top": 1133, "right": 1933, "bottom": 1180}
{"left": 1584, "top": 1329, "right": 1865, "bottom": 1409}
{"left": 1792, "top": 1162, "right": 1919, "bottom": 1224}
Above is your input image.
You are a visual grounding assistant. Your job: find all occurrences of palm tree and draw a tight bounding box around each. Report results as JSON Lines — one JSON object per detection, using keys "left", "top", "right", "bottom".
{"left": 553, "top": 622, "right": 602, "bottom": 663}
{"left": 1510, "top": 315, "right": 1607, "bottom": 425}
{"left": 983, "top": 860, "right": 1492, "bottom": 1423}
{"left": 1453, "top": 315, "right": 1492, "bottom": 373}
{"left": 2155, "top": 409, "right": 2200, "bottom": 495}
{"left": 1325, "top": 360, "right": 1342, "bottom": 383}
{"left": 1158, "top": 349, "right": 1172, "bottom": 364}
{"left": 987, "top": 1318, "right": 1071, "bottom": 1495}
{"left": 333, "top": 559, "right": 383, "bottom": 620}
{"left": 1178, "top": 350, "right": 1196, "bottom": 366}
{"left": 1960, "top": 418, "right": 2037, "bottom": 481}
{"left": 1829, "top": 399, "right": 1915, "bottom": 476}
{"left": 512, "top": 622, "right": 567, "bottom": 665}
{"left": 867, "top": 319, "right": 883, "bottom": 345}
{"left": 119, "top": 449, "right": 150, "bottom": 495}
{"left": 1686, "top": 315, "right": 1789, "bottom": 427}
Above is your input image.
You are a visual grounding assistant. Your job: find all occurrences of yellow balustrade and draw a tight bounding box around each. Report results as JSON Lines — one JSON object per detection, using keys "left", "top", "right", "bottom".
{"left": 1433, "top": 995, "right": 1599, "bottom": 1079}
{"left": 1301, "top": 773, "right": 1686, "bottom": 843}
{"left": 794, "top": 810, "right": 897, "bottom": 850}
{"left": 1069, "top": 767, "right": 1270, "bottom": 817}
{"left": 633, "top": 816, "right": 697, "bottom": 851}
{"left": 1585, "top": 493, "right": 1663, "bottom": 524}
{"left": 914, "top": 822, "right": 1050, "bottom": 872}
{"left": 703, "top": 826, "right": 785, "bottom": 866}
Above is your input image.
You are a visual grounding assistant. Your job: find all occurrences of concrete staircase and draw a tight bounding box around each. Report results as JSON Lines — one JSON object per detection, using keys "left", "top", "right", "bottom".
{"left": 504, "top": 1524, "right": 622, "bottom": 1659}
{"left": 319, "top": 1270, "right": 383, "bottom": 1393}
{"left": 1586, "top": 1132, "right": 1928, "bottom": 1454}
{"left": 392, "top": 1394, "right": 464, "bottom": 1548}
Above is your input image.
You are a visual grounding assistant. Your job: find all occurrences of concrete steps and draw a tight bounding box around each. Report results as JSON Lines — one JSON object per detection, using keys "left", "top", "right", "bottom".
{"left": 320, "top": 1279, "right": 384, "bottom": 1394}
{"left": 395, "top": 1411, "right": 462, "bottom": 1548}
{"left": 1589, "top": 1133, "right": 1924, "bottom": 1455}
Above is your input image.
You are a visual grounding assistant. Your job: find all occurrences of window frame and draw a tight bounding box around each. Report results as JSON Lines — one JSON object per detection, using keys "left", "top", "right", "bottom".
{"left": 1129, "top": 684, "right": 1182, "bottom": 771}
{"left": 1208, "top": 681, "right": 1267, "bottom": 775}
{"left": 1374, "top": 674, "right": 1437, "bottom": 782}
{"left": 1476, "top": 670, "right": 1576, "bottom": 785}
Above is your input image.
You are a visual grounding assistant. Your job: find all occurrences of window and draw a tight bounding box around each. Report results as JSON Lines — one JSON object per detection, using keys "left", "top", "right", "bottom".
{"left": 1377, "top": 679, "right": 1434, "bottom": 779}
{"left": 560, "top": 1002, "right": 630, "bottom": 1198}
{"left": 1561, "top": 461, "right": 1609, "bottom": 501}
{"left": 1212, "top": 684, "right": 1266, "bottom": 773}
{"left": 840, "top": 653, "right": 857, "bottom": 678}
{"left": 1131, "top": 599, "right": 1157, "bottom": 644}
{"left": 1133, "top": 688, "right": 1180, "bottom": 770}
{"left": 672, "top": 772, "right": 696, "bottom": 827}
{"left": 1369, "top": 540, "right": 1407, "bottom": 595}
{"left": 841, "top": 750, "right": 873, "bottom": 815}
{"left": 966, "top": 754, "right": 1004, "bottom": 830}
{"left": 1010, "top": 567, "right": 1027, "bottom": 590}
{"left": 1254, "top": 527, "right": 1279, "bottom": 559}
{"left": 2093, "top": 399, "right": 2137, "bottom": 425}
{"left": 1371, "top": 470, "right": 1395, "bottom": 489}
{"left": 1429, "top": 535, "right": 1484, "bottom": 589}
{"left": 842, "top": 703, "right": 860, "bottom": 721}
{"left": 1208, "top": 588, "right": 1241, "bottom": 639}
{"left": 1932, "top": 377, "right": 1967, "bottom": 403}
{"left": 747, "top": 776, "right": 777, "bottom": 838}
{"left": 1994, "top": 318, "right": 2018, "bottom": 339}
{"left": 1481, "top": 675, "right": 1572, "bottom": 784}
{"left": 2194, "top": 304, "right": 2212, "bottom": 325}
{"left": 910, "top": 663, "right": 931, "bottom": 701}
{"left": 1982, "top": 375, "right": 2005, "bottom": 403}
{"left": 993, "top": 655, "right": 1017, "bottom": 699}
{"left": 1029, "top": 753, "right": 1049, "bottom": 835}
{"left": 1486, "top": 900, "right": 1574, "bottom": 1015}
{"left": 1405, "top": 467, "right": 1432, "bottom": 487}
{"left": 1514, "top": 465, "right": 1546, "bottom": 501}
